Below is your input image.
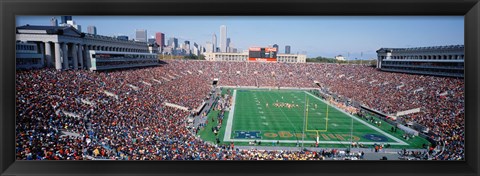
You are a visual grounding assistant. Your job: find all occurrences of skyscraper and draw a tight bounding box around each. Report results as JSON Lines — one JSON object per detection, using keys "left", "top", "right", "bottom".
{"left": 135, "top": 29, "right": 147, "bottom": 42}
{"left": 227, "top": 38, "right": 231, "bottom": 52}
{"left": 212, "top": 33, "right": 217, "bottom": 52}
{"left": 205, "top": 42, "right": 214, "bottom": 53}
{"left": 168, "top": 37, "right": 178, "bottom": 49}
{"left": 273, "top": 44, "right": 279, "bottom": 52}
{"left": 168, "top": 38, "right": 174, "bottom": 47}
{"left": 155, "top": 32, "right": 165, "bottom": 48}
{"left": 285, "top": 45, "right": 291, "bottom": 54}
{"left": 184, "top": 41, "right": 191, "bottom": 54}
{"left": 60, "top": 16, "right": 72, "bottom": 24}
{"left": 148, "top": 38, "right": 156, "bottom": 45}
{"left": 87, "top": 26, "right": 97, "bottom": 35}
{"left": 50, "top": 17, "right": 58, "bottom": 26}
{"left": 220, "top": 25, "right": 227, "bottom": 53}
{"left": 174, "top": 38, "right": 178, "bottom": 49}
{"left": 193, "top": 42, "right": 200, "bottom": 56}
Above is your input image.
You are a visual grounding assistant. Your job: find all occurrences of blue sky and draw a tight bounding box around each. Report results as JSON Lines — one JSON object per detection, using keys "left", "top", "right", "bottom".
{"left": 17, "top": 16, "right": 464, "bottom": 59}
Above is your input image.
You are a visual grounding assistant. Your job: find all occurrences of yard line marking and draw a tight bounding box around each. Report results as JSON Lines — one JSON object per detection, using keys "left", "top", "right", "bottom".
{"left": 267, "top": 92, "right": 300, "bottom": 132}
{"left": 304, "top": 91, "right": 408, "bottom": 145}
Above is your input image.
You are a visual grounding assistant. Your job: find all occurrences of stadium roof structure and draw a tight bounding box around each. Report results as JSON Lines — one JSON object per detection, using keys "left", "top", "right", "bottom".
{"left": 16, "top": 25, "right": 84, "bottom": 38}
{"left": 16, "top": 25, "right": 148, "bottom": 44}
{"left": 376, "top": 45, "right": 464, "bottom": 53}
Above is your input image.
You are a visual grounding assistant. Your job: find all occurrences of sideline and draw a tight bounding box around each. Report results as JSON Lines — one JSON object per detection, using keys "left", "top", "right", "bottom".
{"left": 223, "top": 89, "right": 236, "bottom": 142}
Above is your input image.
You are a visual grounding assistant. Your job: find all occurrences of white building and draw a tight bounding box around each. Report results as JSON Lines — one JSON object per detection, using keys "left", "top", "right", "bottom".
{"left": 220, "top": 25, "right": 227, "bottom": 52}
{"left": 205, "top": 42, "right": 214, "bottom": 53}
{"left": 203, "top": 52, "right": 306, "bottom": 63}
{"left": 64, "top": 20, "right": 81, "bottom": 32}
{"left": 204, "top": 52, "right": 248, "bottom": 62}
{"left": 212, "top": 33, "right": 217, "bottom": 52}
{"left": 135, "top": 29, "right": 147, "bottom": 42}
{"left": 87, "top": 26, "right": 97, "bottom": 35}
{"left": 277, "top": 54, "right": 307, "bottom": 63}
{"left": 335, "top": 55, "right": 346, "bottom": 61}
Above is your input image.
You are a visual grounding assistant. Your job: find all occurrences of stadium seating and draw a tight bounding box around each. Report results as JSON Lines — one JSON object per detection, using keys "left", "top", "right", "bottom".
{"left": 15, "top": 60, "right": 464, "bottom": 160}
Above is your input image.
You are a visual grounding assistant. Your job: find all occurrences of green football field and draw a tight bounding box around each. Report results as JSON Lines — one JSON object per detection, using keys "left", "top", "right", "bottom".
{"left": 207, "top": 88, "right": 430, "bottom": 149}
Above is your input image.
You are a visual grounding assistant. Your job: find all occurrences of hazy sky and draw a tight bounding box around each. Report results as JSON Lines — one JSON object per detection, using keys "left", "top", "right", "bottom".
{"left": 17, "top": 16, "right": 464, "bottom": 59}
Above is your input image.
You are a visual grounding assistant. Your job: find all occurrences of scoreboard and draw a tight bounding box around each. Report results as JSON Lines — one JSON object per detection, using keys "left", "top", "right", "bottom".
{"left": 248, "top": 47, "right": 277, "bottom": 62}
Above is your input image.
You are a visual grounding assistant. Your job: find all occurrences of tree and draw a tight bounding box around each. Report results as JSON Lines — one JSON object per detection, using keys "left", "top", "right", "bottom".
{"left": 306, "top": 56, "right": 338, "bottom": 63}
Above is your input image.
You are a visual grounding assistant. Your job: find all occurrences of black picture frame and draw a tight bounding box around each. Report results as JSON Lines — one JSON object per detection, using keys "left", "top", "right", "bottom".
{"left": 1, "top": 0, "right": 479, "bottom": 176}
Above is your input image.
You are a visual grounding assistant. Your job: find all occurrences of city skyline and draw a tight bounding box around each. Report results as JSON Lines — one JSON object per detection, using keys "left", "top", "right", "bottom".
{"left": 16, "top": 16, "right": 464, "bottom": 59}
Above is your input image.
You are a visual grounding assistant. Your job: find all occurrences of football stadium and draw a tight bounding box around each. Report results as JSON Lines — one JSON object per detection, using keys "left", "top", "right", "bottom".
{"left": 15, "top": 20, "right": 465, "bottom": 161}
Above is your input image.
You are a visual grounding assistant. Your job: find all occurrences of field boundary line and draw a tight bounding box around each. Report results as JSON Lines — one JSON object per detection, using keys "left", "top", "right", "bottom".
{"left": 226, "top": 139, "right": 409, "bottom": 145}
{"left": 304, "top": 91, "right": 408, "bottom": 145}
{"left": 223, "top": 89, "right": 236, "bottom": 142}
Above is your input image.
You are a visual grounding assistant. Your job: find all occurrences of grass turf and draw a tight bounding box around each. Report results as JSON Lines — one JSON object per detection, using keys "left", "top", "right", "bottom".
{"left": 199, "top": 88, "right": 430, "bottom": 149}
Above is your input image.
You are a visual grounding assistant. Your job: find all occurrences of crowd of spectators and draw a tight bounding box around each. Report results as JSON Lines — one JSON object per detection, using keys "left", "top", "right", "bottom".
{"left": 16, "top": 59, "right": 464, "bottom": 160}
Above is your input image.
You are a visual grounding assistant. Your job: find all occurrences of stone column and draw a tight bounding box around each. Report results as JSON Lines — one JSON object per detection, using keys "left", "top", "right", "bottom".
{"left": 45, "top": 42, "right": 53, "bottom": 68}
{"left": 54, "top": 42, "right": 62, "bottom": 70}
{"left": 38, "top": 42, "right": 45, "bottom": 68}
{"left": 85, "top": 45, "right": 91, "bottom": 69}
{"left": 78, "top": 44, "right": 84, "bottom": 69}
{"left": 72, "top": 44, "right": 78, "bottom": 70}
{"left": 62, "top": 43, "right": 69, "bottom": 69}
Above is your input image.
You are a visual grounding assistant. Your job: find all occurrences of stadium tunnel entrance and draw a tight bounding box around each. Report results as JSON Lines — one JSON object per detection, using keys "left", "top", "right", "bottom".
{"left": 212, "top": 78, "right": 219, "bottom": 86}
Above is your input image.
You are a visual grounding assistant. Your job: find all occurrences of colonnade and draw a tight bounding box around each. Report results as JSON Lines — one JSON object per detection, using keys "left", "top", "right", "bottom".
{"left": 385, "top": 54, "right": 465, "bottom": 60}
{"left": 41, "top": 41, "right": 149, "bottom": 70}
